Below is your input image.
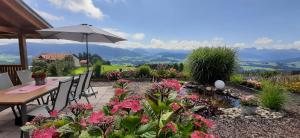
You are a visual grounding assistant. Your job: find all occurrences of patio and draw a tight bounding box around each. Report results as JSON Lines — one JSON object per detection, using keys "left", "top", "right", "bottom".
{"left": 0, "top": 86, "right": 114, "bottom": 138}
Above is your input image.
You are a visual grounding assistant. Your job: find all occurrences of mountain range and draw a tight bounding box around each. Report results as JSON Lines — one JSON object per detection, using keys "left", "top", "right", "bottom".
{"left": 0, "top": 43, "right": 300, "bottom": 71}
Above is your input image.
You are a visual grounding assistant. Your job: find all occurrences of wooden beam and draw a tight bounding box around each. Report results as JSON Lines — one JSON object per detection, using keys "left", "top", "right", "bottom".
{"left": 18, "top": 33, "right": 28, "bottom": 69}
{"left": 0, "top": 26, "right": 18, "bottom": 33}
{"left": 2, "top": 0, "right": 45, "bottom": 29}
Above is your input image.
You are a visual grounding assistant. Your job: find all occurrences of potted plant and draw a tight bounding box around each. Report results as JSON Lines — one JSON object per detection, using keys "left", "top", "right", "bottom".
{"left": 32, "top": 70, "right": 47, "bottom": 86}
{"left": 240, "top": 95, "right": 258, "bottom": 115}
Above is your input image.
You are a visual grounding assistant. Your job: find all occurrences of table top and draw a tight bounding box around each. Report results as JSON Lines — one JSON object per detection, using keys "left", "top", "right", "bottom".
{"left": 0, "top": 77, "right": 69, "bottom": 105}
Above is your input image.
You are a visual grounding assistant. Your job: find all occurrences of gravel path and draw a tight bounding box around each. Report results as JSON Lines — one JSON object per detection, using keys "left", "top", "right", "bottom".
{"left": 92, "top": 81, "right": 300, "bottom": 138}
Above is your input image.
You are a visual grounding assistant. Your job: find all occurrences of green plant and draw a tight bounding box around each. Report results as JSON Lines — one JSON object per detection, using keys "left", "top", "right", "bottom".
{"left": 260, "top": 81, "right": 287, "bottom": 110}
{"left": 48, "top": 64, "right": 58, "bottom": 76}
{"left": 93, "top": 61, "right": 102, "bottom": 78}
{"left": 188, "top": 47, "right": 236, "bottom": 84}
{"left": 230, "top": 74, "right": 244, "bottom": 85}
{"left": 31, "top": 59, "right": 48, "bottom": 73}
{"left": 138, "top": 65, "right": 151, "bottom": 77}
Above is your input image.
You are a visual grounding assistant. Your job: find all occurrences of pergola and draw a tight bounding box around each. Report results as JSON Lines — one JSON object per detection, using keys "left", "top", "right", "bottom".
{"left": 0, "top": 0, "right": 52, "bottom": 84}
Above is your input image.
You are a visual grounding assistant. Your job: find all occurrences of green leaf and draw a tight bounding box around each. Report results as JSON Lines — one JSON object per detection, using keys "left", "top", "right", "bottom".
{"left": 102, "top": 105, "right": 111, "bottom": 115}
{"left": 136, "top": 121, "right": 157, "bottom": 134}
{"left": 79, "top": 130, "right": 103, "bottom": 138}
{"left": 168, "top": 92, "right": 178, "bottom": 102}
{"left": 158, "top": 100, "right": 167, "bottom": 111}
{"left": 20, "top": 125, "right": 36, "bottom": 132}
{"left": 159, "top": 111, "right": 173, "bottom": 128}
{"left": 146, "top": 97, "right": 160, "bottom": 115}
{"left": 87, "top": 126, "right": 102, "bottom": 136}
{"left": 121, "top": 115, "right": 141, "bottom": 133}
{"left": 123, "top": 135, "right": 136, "bottom": 138}
{"left": 140, "top": 131, "right": 156, "bottom": 138}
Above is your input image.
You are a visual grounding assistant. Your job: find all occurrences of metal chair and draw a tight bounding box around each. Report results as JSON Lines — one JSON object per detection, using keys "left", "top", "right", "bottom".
{"left": 16, "top": 70, "right": 33, "bottom": 84}
{"left": 0, "top": 73, "right": 20, "bottom": 121}
{"left": 82, "top": 69, "right": 98, "bottom": 98}
{"left": 70, "top": 73, "right": 89, "bottom": 103}
{"left": 26, "top": 77, "right": 74, "bottom": 117}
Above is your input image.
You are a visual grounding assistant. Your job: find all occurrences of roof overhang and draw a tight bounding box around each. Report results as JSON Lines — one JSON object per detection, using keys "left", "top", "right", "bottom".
{"left": 0, "top": 0, "right": 52, "bottom": 39}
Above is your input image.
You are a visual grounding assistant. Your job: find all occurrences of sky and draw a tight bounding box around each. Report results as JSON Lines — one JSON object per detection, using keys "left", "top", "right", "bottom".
{"left": 2, "top": 0, "right": 300, "bottom": 50}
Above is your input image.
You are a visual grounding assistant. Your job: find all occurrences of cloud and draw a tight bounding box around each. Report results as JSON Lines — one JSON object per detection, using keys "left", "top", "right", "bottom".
{"left": 47, "top": 0, "right": 104, "bottom": 19}
{"left": 103, "top": 28, "right": 144, "bottom": 41}
{"left": 34, "top": 9, "right": 64, "bottom": 21}
{"left": 131, "top": 33, "right": 145, "bottom": 41}
{"left": 103, "top": 28, "right": 129, "bottom": 39}
{"left": 254, "top": 37, "right": 273, "bottom": 45}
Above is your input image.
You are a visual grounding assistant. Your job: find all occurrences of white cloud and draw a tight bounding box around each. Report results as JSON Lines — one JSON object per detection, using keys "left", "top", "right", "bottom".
{"left": 131, "top": 33, "right": 145, "bottom": 41}
{"left": 103, "top": 0, "right": 126, "bottom": 4}
{"left": 254, "top": 37, "right": 273, "bottom": 45}
{"left": 34, "top": 9, "right": 64, "bottom": 21}
{"left": 103, "top": 28, "right": 129, "bottom": 39}
{"left": 47, "top": 0, "right": 104, "bottom": 19}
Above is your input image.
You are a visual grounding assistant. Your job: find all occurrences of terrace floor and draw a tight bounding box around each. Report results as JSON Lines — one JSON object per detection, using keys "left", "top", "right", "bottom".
{"left": 0, "top": 86, "right": 114, "bottom": 138}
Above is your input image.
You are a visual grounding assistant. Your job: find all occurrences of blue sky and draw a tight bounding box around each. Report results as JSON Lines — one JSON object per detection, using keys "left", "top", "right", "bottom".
{"left": 9, "top": 0, "right": 300, "bottom": 50}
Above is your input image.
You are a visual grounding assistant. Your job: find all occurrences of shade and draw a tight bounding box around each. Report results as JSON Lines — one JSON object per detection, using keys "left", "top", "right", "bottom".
{"left": 37, "top": 24, "right": 126, "bottom": 69}
{"left": 37, "top": 24, "right": 126, "bottom": 43}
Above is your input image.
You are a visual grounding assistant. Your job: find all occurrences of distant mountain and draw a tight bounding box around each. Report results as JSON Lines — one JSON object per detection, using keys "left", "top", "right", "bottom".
{"left": 237, "top": 48, "right": 300, "bottom": 61}
{"left": 0, "top": 43, "right": 141, "bottom": 61}
{"left": 1, "top": 43, "right": 300, "bottom": 69}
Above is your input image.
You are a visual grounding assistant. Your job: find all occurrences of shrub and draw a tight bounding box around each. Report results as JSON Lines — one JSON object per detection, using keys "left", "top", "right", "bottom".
{"left": 138, "top": 65, "right": 151, "bottom": 77}
{"left": 230, "top": 74, "right": 244, "bottom": 85}
{"left": 260, "top": 81, "right": 287, "bottom": 111}
{"left": 168, "top": 68, "right": 177, "bottom": 78}
{"left": 93, "top": 62, "right": 102, "bottom": 78}
{"left": 48, "top": 64, "right": 58, "bottom": 76}
{"left": 188, "top": 47, "right": 236, "bottom": 84}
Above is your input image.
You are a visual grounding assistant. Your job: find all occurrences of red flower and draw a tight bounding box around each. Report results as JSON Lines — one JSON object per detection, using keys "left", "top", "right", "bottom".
{"left": 84, "top": 104, "right": 93, "bottom": 110}
{"left": 164, "top": 122, "right": 177, "bottom": 133}
{"left": 141, "top": 115, "right": 149, "bottom": 124}
{"left": 193, "top": 114, "right": 214, "bottom": 128}
{"left": 170, "top": 102, "right": 181, "bottom": 111}
{"left": 190, "top": 131, "right": 217, "bottom": 138}
{"left": 126, "top": 95, "right": 143, "bottom": 100}
{"left": 161, "top": 79, "right": 181, "bottom": 92}
{"left": 50, "top": 110, "right": 58, "bottom": 118}
{"left": 187, "top": 95, "right": 199, "bottom": 101}
{"left": 80, "top": 119, "right": 87, "bottom": 128}
{"left": 107, "top": 97, "right": 119, "bottom": 107}
{"left": 111, "top": 99, "right": 142, "bottom": 114}
{"left": 32, "top": 127, "right": 58, "bottom": 138}
{"left": 88, "top": 111, "right": 104, "bottom": 124}
{"left": 115, "top": 88, "right": 125, "bottom": 96}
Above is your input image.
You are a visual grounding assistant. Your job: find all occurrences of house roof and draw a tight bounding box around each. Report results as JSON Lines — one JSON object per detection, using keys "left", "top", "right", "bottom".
{"left": 39, "top": 53, "right": 73, "bottom": 60}
{"left": 0, "top": 0, "right": 52, "bottom": 39}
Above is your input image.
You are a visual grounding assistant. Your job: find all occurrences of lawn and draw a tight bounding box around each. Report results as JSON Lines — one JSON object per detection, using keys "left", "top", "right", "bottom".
{"left": 71, "top": 65, "right": 136, "bottom": 75}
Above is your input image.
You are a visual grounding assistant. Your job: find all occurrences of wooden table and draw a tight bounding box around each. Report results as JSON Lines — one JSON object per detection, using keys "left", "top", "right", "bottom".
{"left": 0, "top": 77, "right": 69, "bottom": 137}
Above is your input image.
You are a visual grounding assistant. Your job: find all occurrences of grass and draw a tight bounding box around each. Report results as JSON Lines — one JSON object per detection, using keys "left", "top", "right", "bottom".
{"left": 260, "top": 81, "right": 287, "bottom": 111}
{"left": 241, "top": 66, "right": 275, "bottom": 71}
{"left": 71, "top": 65, "right": 136, "bottom": 75}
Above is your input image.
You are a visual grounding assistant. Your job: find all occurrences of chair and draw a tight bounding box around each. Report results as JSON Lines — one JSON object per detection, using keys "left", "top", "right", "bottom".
{"left": 16, "top": 70, "right": 33, "bottom": 84}
{"left": 0, "top": 72, "right": 14, "bottom": 90}
{"left": 70, "top": 73, "right": 88, "bottom": 103}
{"left": 82, "top": 69, "right": 98, "bottom": 98}
{"left": 27, "top": 77, "right": 74, "bottom": 117}
{"left": 0, "top": 73, "right": 20, "bottom": 120}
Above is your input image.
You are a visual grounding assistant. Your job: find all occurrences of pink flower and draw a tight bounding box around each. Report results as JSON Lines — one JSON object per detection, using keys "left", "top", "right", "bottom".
{"left": 170, "top": 102, "right": 181, "bottom": 111}
{"left": 164, "top": 122, "right": 177, "bottom": 133}
{"left": 161, "top": 79, "right": 181, "bottom": 92}
{"left": 190, "top": 131, "right": 218, "bottom": 138}
{"left": 50, "top": 110, "right": 58, "bottom": 118}
{"left": 107, "top": 97, "right": 119, "bottom": 107}
{"left": 193, "top": 122, "right": 202, "bottom": 128}
{"left": 32, "top": 127, "right": 58, "bottom": 138}
{"left": 111, "top": 99, "right": 142, "bottom": 114}
{"left": 187, "top": 95, "right": 199, "bottom": 101}
{"left": 88, "top": 111, "right": 104, "bottom": 124}
{"left": 126, "top": 95, "right": 143, "bottom": 100}
{"left": 193, "top": 114, "right": 214, "bottom": 128}
{"left": 80, "top": 119, "right": 87, "bottom": 128}
{"left": 84, "top": 104, "right": 93, "bottom": 110}
{"left": 115, "top": 88, "right": 125, "bottom": 96}
{"left": 141, "top": 115, "right": 149, "bottom": 124}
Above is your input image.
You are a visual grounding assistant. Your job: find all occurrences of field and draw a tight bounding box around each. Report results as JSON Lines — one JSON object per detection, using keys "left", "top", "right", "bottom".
{"left": 71, "top": 65, "right": 136, "bottom": 75}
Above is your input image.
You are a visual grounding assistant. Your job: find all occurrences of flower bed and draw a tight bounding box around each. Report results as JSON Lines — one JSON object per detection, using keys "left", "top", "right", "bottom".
{"left": 21, "top": 79, "right": 218, "bottom": 138}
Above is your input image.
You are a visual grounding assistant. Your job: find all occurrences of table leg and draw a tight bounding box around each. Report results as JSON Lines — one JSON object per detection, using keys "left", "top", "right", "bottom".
{"left": 20, "top": 104, "right": 29, "bottom": 138}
